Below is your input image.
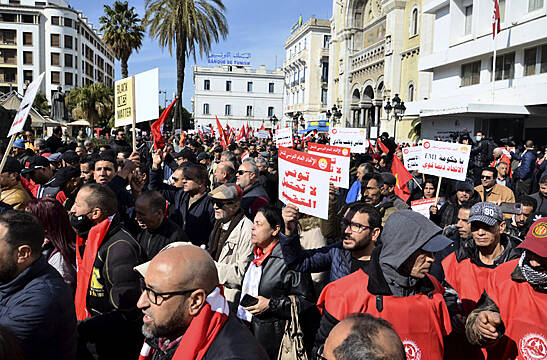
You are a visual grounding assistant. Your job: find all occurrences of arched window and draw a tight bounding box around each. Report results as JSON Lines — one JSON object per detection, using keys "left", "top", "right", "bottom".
{"left": 410, "top": 7, "right": 419, "bottom": 36}
{"left": 407, "top": 83, "right": 415, "bottom": 102}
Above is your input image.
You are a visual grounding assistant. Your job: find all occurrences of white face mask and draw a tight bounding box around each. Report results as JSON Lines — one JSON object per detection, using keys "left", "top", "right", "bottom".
{"left": 475, "top": 136, "right": 482, "bottom": 142}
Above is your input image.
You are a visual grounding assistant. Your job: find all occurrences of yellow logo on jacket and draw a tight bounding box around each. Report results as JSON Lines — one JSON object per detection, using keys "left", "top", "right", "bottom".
{"left": 89, "top": 267, "right": 105, "bottom": 297}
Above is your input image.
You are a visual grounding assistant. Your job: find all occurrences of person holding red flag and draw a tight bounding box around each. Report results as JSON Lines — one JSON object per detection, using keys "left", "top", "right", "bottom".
{"left": 389, "top": 156, "right": 414, "bottom": 203}
{"left": 151, "top": 99, "right": 177, "bottom": 150}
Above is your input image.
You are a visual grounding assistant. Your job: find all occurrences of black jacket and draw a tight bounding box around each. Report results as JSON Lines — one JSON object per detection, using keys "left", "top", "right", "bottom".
{"left": 136, "top": 217, "right": 190, "bottom": 261}
{"left": 246, "top": 244, "right": 317, "bottom": 360}
{"left": 147, "top": 315, "right": 268, "bottom": 360}
{"left": 0, "top": 256, "right": 77, "bottom": 360}
{"left": 241, "top": 182, "right": 270, "bottom": 220}
{"left": 45, "top": 135, "right": 64, "bottom": 153}
{"left": 107, "top": 175, "right": 140, "bottom": 236}
{"left": 77, "top": 215, "right": 143, "bottom": 360}
{"left": 430, "top": 191, "right": 481, "bottom": 228}
{"left": 471, "top": 139, "right": 492, "bottom": 169}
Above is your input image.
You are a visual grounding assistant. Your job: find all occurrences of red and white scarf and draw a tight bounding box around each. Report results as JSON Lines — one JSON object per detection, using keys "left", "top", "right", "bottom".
{"left": 138, "top": 286, "right": 229, "bottom": 360}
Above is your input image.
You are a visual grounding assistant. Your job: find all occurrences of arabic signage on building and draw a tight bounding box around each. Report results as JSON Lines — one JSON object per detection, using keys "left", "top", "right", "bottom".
{"left": 278, "top": 147, "right": 332, "bottom": 219}
{"left": 208, "top": 51, "right": 252, "bottom": 66}
{"left": 276, "top": 127, "right": 293, "bottom": 148}
{"left": 402, "top": 146, "right": 422, "bottom": 171}
{"left": 419, "top": 140, "right": 471, "bottom": 181}
{"left": 329, "top": 127, "right": 368, "bottom": 153}
{"left": 308, "top": 142, "right": 351, "bottom": 189}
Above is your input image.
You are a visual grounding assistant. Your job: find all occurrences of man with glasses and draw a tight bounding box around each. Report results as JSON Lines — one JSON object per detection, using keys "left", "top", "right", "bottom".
{"left": 134, "top": 244, "right": 267, "bottom": 359}
{"left": 475, "top": 167, "right": 515, "bottom": 205}
{"left": 207, "top": 184, "right": 253, "bottom": 311}
{"left": 280, "top": 202, "right": 382, "bottom": 284}
{"left": 235, "top": 160, "right": 269, "bottom": 219}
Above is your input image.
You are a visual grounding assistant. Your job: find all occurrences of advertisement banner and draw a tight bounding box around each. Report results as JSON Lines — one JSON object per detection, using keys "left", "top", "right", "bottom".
{"left": 402, "top": 146, "right": 422, "bottom": 171}
{"left": 308, "top": 142, "right": 351, "bottom": 189}
{"left": 411, "top": 198, "right": 437, "bottom": 219}
{"left": 276, "top": 127, "right": 293, "bottom": 148}
{"left": 278, "top": 147, "right": 332, "bottom": 219}
{"left": 329, "top": 127, "right": 368, "bottom": 153}
{"left": 419, "top": 140, "right": 471, "bottom": 181}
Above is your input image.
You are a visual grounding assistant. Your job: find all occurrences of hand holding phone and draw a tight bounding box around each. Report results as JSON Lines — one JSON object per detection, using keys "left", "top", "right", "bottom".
{"left": 240, "top": 294, "right": 259, "bottom": 307}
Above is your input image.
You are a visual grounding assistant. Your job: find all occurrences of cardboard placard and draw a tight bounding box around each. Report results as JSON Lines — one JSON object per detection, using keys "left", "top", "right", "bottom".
{"left": 402, "top": 146, "right": 422, "bottom": 171}
{"left": 308, "top": 142, "right": 351, "bottom": 189}
{"left": 411, "top": 198, "right": 437, "bottom": 219}
{"left": 329, "top": 127, "right": 368, "bottom": 153}
{"left": 419, "top": 140, "right": 471, "bottom": 181}
{"left": 276, "top": 127, "right": 293, "bottom": 148}
{"left": 8, "top": 72, "right": 45, "bottom": 137}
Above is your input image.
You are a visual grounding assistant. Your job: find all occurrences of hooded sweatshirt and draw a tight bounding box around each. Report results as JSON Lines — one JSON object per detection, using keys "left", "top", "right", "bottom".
{"left": 379, "top": 210, "right": 443, "bottom": 297}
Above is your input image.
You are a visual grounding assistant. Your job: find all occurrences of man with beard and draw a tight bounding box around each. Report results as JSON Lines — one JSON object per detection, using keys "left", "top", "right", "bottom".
{"left": 80, "top": 155, "right": 97, "bottom": 185}
{"left": 431, "top": 180, "right": 478, "bottom": 228}
{"left": 134, "top": 244, "right": 267, "bottom": 360}
{"left": 135, "top": 191, "right": 189, "bottom": 261}
{"left": 70, "top": 184, "right": 142, "bottom": 360}
{"left": 280, "top": 202, "right": 382, "bottom": 283}
{"left": 0, "top": 211, "right": 76, "bottom": 360}
{"left": 505, "top": 196, "right": 537, "bottom": 240}
{"left": 207, "top": 184, "right": 253, "bottom": 311}
{"left": 530, "top": 175, "right": 547, "bottom": 215}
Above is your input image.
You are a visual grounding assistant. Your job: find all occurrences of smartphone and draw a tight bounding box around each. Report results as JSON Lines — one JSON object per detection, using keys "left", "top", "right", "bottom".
{"left": 240, "top": 294, "right": 259, "bottom": 307}
{"left": 499, "top": 202, "right": 522, "bottom": 215}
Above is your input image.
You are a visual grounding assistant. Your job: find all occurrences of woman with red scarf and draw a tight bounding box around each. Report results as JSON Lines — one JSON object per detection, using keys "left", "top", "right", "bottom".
{"left": 237, "top": 206, "right": 317, "bottom": 359}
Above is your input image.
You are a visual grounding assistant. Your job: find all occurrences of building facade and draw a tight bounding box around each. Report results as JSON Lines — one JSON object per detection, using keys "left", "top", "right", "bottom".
{"left": 0, "top": 0, "right": 115, "bottom": 101}
{"left": 193, "top": 64, "right": 284, "bottom": 130}
{"left": 283, "top": 18, "right": 331, "bottom": 129}
{"left": 412, "top": 0, "right": 547, "bottom": 143}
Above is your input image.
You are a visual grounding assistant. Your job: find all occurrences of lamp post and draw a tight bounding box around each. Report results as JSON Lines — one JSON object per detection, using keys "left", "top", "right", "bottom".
{"left": 384, "top": 94, "right": 406, "bottom": 138}
{"left": 326, "top": 105, "right": 342, "bottom": 127}
{"left": 269, "top": 115, "right": 278, "bottom": 129}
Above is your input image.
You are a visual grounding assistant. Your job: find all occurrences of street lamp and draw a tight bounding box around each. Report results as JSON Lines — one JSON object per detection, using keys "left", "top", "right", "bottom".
{"left": 384, "top": 94, "right": 406, "bottom": 137}
{"left": 326, "top": 105, "right": 342, "bottom": 126}
{"left": 270, "top": 115, "right": 278, "bottom": 128}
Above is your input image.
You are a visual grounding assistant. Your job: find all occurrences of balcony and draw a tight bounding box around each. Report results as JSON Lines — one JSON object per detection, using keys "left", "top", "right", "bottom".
{"left": 0, "top": 30, "right": 16, "bottom": 48}
{"left": 350, "top": 40, "right": 385, "bottom": 75}
{"left": 0, "top": 49, "right": 17, "bottom": 67}
{"left": 0, "top": 73, "right": 17, "bottom": 85}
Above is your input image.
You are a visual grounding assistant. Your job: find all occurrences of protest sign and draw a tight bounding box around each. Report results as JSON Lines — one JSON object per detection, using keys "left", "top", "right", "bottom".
{"left": 8, "top": 72, "right": 45, "bottom": 137}
{"left": 115, "top": 68, "right": 159, "bottom": 127}
{"left": 329, "top": 127, "right": 368, "bottom": 153}
{"left": 411, "top": 198, "right": 437, "bottom": 219}
{"left": 278, "top": 147, "right": 332, "bottom": 219}
{"left": 402, "top": 146, "right": 422, "bottom": 171}
{"left": 419, "top": 140, "right": 471, "bottom": 181}
{"left": 257, "top": 130, "right": 269, "bottom": 139}
{"left": 308, "top": 142, "right": 351, "bottom": 189}
{"left": 276, "top": 127, "right": 293, "bottom": 148}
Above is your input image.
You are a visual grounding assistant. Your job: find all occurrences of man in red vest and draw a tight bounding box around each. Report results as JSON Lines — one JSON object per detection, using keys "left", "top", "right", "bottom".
{"left": 315, "top": 210, "right": 453, "bottom": 360}
{"left": 466, "top": 217, "right": 547, "bottom": 360}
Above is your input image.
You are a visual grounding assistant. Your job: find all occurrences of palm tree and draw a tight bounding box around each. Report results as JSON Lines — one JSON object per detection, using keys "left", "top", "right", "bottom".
{"left": 66, "top": 84, "right": 114, "bottom": 128}
{"left": 144, "top": 0, "right": 228, "bottom": 129}
{"left": 99, "top": 1, "right": 145, "bottom": 79}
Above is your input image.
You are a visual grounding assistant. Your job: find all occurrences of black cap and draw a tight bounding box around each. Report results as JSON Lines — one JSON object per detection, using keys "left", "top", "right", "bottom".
{"left": 61, "top": 150, "right": 79, "bottom": 165}
{"left": 21, "top": 156, "right": 50, "bottom": 174}
{"left": 2, "top": 156, "right": 22, "bottom": 174}
{"left": 455, "top": 180, "right": 474, "bottom": 192}
{"left": 174, "top": 148, "right": 196, "bottom": 162}
{"left": 49, "top": 166, "right": 81, "bottom": 187}
{"left": 196, "top": 152, "right": 210, "bottom": 162}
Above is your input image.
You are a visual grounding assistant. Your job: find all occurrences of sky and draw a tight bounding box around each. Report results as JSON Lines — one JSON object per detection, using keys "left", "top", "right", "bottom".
{"left": 69, "top": 0, "right": 333, "bottom": 110}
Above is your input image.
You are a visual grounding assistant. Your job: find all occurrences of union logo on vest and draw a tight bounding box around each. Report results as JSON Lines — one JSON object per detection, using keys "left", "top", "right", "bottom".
{"left": 403, "top": 340, "right": 422, "bottom": 360}
{"left": 520, "top": 333, "right": 547, "bottom": 360}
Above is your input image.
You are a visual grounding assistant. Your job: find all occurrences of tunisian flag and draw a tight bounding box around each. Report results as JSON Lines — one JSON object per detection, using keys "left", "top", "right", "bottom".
{"left": 492, "top": 0, "right": 501, "bottom": 39}
{"left": 236, "top": 126, "right": 246, "bottom": 142}
{"left": 391, "top": 156, "right": 413, "bottom": 202}
{"left": 151, "top": 98, "right": 177, "bottom": 150}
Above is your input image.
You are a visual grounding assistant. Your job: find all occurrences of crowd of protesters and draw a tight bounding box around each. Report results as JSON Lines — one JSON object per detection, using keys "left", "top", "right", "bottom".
{"left": 0, "top": 124, "right": 545, "bottom": 360}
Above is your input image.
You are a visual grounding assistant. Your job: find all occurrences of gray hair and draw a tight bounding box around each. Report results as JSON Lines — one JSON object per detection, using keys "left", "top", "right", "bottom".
{"left": 35, "top": 138, "right": 46, "bottom": 147}
{"left": 84, "top": 140, "right": 93, "bottom": 147}
{"left": 255, "top": 157, "right": 268, "bottom": 168}
{"left": 242, "top": 159, "right": 259, "bottom": 176}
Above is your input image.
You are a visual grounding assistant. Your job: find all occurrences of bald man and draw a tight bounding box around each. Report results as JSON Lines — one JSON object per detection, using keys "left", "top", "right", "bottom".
{"left": 135, "top": 245, "right": 267, "bottom": 360}
{"left": 320, "top": 314, "right": 406, "bottom": 360}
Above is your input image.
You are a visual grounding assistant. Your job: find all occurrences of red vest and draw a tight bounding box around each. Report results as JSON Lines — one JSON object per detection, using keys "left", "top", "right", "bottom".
{"left": 317, "top": 270, "right": 451, "bottom": 360}
{"left": 483, "top": 259, "right": 547, "bottom": 360}
{"left": 442, "top": 253, "right": 496, "bottom": 314}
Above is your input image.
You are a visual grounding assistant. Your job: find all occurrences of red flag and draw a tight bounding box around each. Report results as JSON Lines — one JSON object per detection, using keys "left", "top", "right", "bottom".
{"left": 367, "top": 139, "right": 375, "bottom": 154}
{"left": 151, "top": 98, "right": 176, "bottom": 150}
{"left": 377, "top": 138, "right": 390, "bottom": 154}
{"left": 391, "top": 156, "right": 413, "bottom": 202}
{"left": 236, "top": 127, "right": 245, "bottom": 142}
{"left": 260, "top": 124, "right": 265, "bottom": 131}
{"left": 215, "top": 116, "right": 227, "bottom": 144}
{"left": 210, "top": 124, "right": 214, "bottom": 134}
{"left": 198, "top": 129, "right": 204, "bottom": 143}
{"left": 492, "top": 0, "right": 501, "bottom": 39}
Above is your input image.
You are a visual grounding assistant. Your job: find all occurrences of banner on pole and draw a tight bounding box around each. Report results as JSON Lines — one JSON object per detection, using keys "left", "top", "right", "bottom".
{"left": 8, "top": 72, "right": 45, "bottom": 137}
{"left": 278, "top": 147, "right": 332, "bottom": 219}
{"left": 419, "top": 140, "right": 471, "bottom": 181}
{"left": 329, "top": 127, "right": 368, "bottom": 153}
{"left": 308, "top": 142, "right": 351, "bottom": 189}
{"left": 275, "top": 127, "right": 293, "bottom": 148}
{"left": 402, "top": 146, "right": 422, "bottom": 171}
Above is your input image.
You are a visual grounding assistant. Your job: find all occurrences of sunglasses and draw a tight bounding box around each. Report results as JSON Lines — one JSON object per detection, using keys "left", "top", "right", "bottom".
{"left": 481, "top": 175, "right": 493, "bottom": 180}
{"left": 212, "top": 199, "right": 237, "bottom": 209}
{"left": 237, "top": 170, "right": 251, "bottom": 175}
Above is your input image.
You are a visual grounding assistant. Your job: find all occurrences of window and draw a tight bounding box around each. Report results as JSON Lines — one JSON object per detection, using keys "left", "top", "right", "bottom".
{"left": 51, "top": 71, "right": 60, "bottom": 85}
{"left": 9, "top": 0, "right": 21, "bottom": 4}
{"left": 23, "top": 51, "right": 32, "bottom": 65}
{"left": 225, "top": 104, "right": 232, "bottom": 116}
{"left": 64, "top": 18, "right": 72, "bottom": 27}
{"left": 65, "top": 72, "right": 73, "bottom": 86}
{"left": 0, "top": 13, "right": 17, "bottom": 22}
{"left": 226, "top": 80, "right": 231, "bottom": 91}
{"left": 51, "top": 34, "right": 60, "bottom": 47}
{"left": 323, "top": 35, "right": 331, "bottom": 48}
{"left": 524, "top": 45, "right": 547, "bottom": 76}
{"left": 204, "top": 79, "right": 210, "bottom": 90}
{"left": 529, "top": 0, "right": 544, "bottom": 12}
{"left": 23, "top": 70, "right": 32, "bottom": 83}
{"left": 64, "top": 35, "right": 72, "bottom": 49}
{"left": 491, "top": 52, "right": 515, "bottom": 80}
{"left": 321, "top": 88, "right": 328, "bottom": 105}
{"left": 269, "top": 82, "right": 275, "bottom": 93}
{"left": 23, "top": 32, "right": 32, "bottom": 45}
{"left": 247, "top": 81, "right": 253, "bottom": 92}
{"left": 35, "top": 1, "right": 46, "bottom": 5}
{"left": 21, "top": 15, "right": 34, "bottom": 24}
{"left": 227, "top": 65, "right": 232, "bottom": 71}
{"left": 464, "top": 5, "right": 473, "bottom": 35}
{"left": 410, "top": 8, "right": 419, "bottom": 36}
{"left": 203, "top": 103, "right": 210, "bottom": 115}
{"left": 51, "top": 52, "right": 60, "bottom": 66}
{"left": 268, "top": 106, "right": 274, "bottom": 117}
{"left": 51, "top": 16, "right": 60, "bottom": 25}
{"left": 407, "top": 83, "right": 415, "bottom": 102}
{"left": 74, "top": 38, "right": 78, "bottom": 51}
{"left": 65, "top": 54, "right": 73, "bottom": 68}
{"left": 246, "top": 105, "right": 253, "bottom": 117}
{"left": 461, "top": 61, "right": 481, "bottom": 86}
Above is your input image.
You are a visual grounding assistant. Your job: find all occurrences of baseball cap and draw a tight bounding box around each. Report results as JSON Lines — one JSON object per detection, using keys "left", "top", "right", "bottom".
{"left": 468, "top": 202, "right": 503, "bottom": 226}
{"left": 196, "top": 152, "right": 210, "bottom": 162}
{"left": 209, "top": 183, "right": 243, "bottom": 201}
{"left": 174, "top": 148, "right": 196, "bottom": 162}
{"left": 421, "top": 233, "right": 453, "bottom": 252}
{"left": 47, "top": 152, "right": 62, "bottom": 163}
{"left": 49, "top": 166, "right": 81, "bottom": 187}
{"left": 517, "top": 217, "right": 547, "bottom": 257}
{"left": 13, "top": 139, "right": 26, "bottom": 149}
{"left": 21, "top": 156, "right": 50, "bottom": 174}
{"left": 61, "top": 150, "right": 79, "bottom": 165}
{"left": 134, "top": 242, "right": 191, "bottom": 277}
{"left": 2, "top": 156, "right": 22, "bottom": 174}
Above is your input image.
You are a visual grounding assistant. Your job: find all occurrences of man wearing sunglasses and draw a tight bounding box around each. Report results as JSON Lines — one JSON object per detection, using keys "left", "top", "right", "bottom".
{"left": 207, "top": 184, "right": 253, "bottom": 311}
{"left": 475, "top": 167, "right": 515, "bottom": 205}
{"left": 235, "top": 160, "right": 269, "bottom": 219}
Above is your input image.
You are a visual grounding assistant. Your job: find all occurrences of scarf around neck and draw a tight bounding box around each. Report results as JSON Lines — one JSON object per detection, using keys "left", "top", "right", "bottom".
{"left": 209, "top": 209, "right": 245, "bottom": 261}
{"left": 519, "top": 251, "right": 547, "bottom": 291}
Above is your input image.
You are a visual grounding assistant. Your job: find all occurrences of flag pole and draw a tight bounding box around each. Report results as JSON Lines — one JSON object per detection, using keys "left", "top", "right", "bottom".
{"left": 492, "top": 35, "right": 497, "bottom": 103}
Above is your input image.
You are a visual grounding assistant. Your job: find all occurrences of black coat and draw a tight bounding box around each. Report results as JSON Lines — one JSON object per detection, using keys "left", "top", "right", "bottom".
{"left": 136, "top": 217, "right": 190, "bottom": 261}
{"left": 247, "top": 244, "right": 317, "bottom": 359}
{"left": 0, "top": 256, "right": 77, "bottom": 360}
{"left": 241, "top": 182, "right": 270, "bottom": 220}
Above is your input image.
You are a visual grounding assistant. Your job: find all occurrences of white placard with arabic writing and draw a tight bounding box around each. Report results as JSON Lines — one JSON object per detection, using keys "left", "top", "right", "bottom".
{"left": 402, "top": 146, "right": 422, "bottom": 171}
{"left": 419, "top": 140, "right": 471, "bottom": 181}
{"left": 308, "top": 142, "right": 351, "bottom": 189}
{"left": 329, "top": 127, "right": 368, "bottom": 153}
{"left": 411, "top": 198, "right": 437, "bottom": 219}
{"left": 276, "top": 127, "right": 293, "bottom": 148}
{"left": 278, "top": 147, "right": 332, "bottom": 220}
{"left": 9, "top": 72, "right": 45, "bottom": 137}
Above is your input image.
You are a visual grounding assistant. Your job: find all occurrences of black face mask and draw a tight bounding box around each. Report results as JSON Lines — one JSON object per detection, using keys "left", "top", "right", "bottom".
{"left": 70, "top": 212, "right": 94, "bottom": 235}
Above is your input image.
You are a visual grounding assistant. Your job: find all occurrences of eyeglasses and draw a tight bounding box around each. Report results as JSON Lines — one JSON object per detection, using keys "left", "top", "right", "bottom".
{"left": 183, "top": 176, "right": 194, "bottom": 182}
{"left": 171, "top": 177, "right": 180, "bottom": 182}
{"left": 481, "top": 175, "right": 493, "bottom": 180}
{"left": 212, "top": 199, "right": 237, "bottom": 209}
{"left": 340, "top": 219, "right": 374, "bottom": 233}
{"left": 316, "top": 344, "right": 328, "bottom": 360}
{"left": 237, "top": 170, "right": 251, "bottom": 176}
{"left": 142, "top": 284, "right": 198, "bottom": 306}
